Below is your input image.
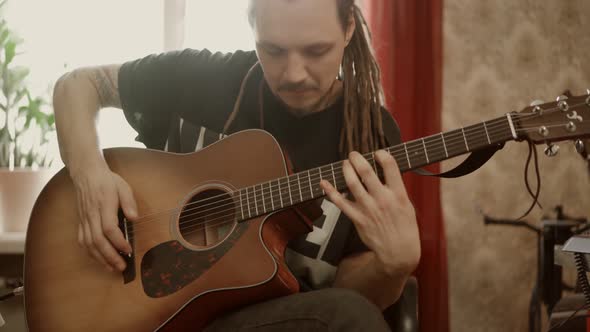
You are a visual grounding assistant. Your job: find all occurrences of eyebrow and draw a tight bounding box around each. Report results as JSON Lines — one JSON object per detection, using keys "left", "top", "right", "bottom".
{"left": 257, "top": 41, "right": 334, "bottom": 51}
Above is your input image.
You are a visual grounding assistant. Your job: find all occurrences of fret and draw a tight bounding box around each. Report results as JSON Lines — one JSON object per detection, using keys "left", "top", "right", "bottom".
{"left": 254, "top": 185, "right": 259, "bottom": 216}
{"left": 404, "top": 143, "right": 411, "bottom": 169}
{"left": 461, "top": 127, "right": 470, "bottom": 151}
{"left": 297, "top": 173, "right": 303, "bottom": 202}
{"left": 466, "top": 123, "right": 493, "bottom": 151}
{"left": 239, "top": 190, "right": 245, "bottom": 221}
{"left": 424, "top": 134, "right": 445, "bottom": 162}
{"left": 278, "top": 179, "right": 284, "bottom": 208}
{"left": 286, "top": 175, "right": 293, "bottom": 205}
{"left": 260, "top": 184, "right": 266, "bottom": 213}
{"left": 307, "top": 170, "right": 314, "bottom": 199}
{"left": 422, "top": 138, "right": 429, "bottom": 163}
{"left": 441, "top": 133, "right": 449, "bottom": 158}
{"left": 319, "top": 167, "right": 325, "bottom": 195}
{"left": 245, "top": 187, "right": 251, "bottom": 218}
{"left": 330, "top": 163, "right": 337, "bottom": 188}
{"left": 445, "top": 129, "right": 463, "bottom": 157}
{"left": 483, "top": 121, "right": 491, "bottom": 144}
{"left": 269, "top": 181, "right": 275, "bottom": 211}
{"left": 250, "top": 186, "right": 257, "bottom": 217}
{"left": 407, "top": 140, "right": 428, "bottom": 169}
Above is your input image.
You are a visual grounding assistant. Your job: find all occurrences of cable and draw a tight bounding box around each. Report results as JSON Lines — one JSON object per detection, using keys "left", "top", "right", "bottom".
{"left": 0, "top": 286, "right": 23, "bottom": 302}
{"left": 574, "top": 253, "right": 590, "bottom": 306}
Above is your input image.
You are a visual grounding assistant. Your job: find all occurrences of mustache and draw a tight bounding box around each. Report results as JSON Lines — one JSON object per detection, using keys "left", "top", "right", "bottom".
{"left": 278, "top": 81, "right": 318, "bottom": 92}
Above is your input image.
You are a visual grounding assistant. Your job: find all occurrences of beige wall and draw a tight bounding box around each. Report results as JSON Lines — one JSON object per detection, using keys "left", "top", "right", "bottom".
{"left": 443, "top": 1, "right": 590, "bottom": 331}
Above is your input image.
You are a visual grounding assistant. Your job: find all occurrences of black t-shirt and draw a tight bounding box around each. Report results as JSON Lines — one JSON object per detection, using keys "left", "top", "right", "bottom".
{"left": 118, "top": 49, "right": 402, "bottom": 290}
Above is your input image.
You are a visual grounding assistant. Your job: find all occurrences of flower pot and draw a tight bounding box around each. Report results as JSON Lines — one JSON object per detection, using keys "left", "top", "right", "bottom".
{"left": 0, "top": 168, "right": 58, "bottom": 233}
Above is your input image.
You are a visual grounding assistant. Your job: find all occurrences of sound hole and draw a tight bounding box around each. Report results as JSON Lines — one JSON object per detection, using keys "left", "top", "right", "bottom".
{"left": 178, "top": 189, "right": 236, "bottom": 248}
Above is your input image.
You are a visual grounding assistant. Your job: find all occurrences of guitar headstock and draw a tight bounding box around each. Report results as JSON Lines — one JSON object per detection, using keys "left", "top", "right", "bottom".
{"left": 514, "top": 90, "right": 590, "bottom": 145}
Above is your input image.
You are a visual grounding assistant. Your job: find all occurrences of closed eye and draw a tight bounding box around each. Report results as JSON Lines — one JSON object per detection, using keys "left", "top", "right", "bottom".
{"left": 304, "top": 45, "right": 333, "bottom": 58}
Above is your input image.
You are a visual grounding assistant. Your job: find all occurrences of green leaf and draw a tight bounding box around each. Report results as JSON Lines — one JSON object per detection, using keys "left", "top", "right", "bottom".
{"left": 4, "top": 67, "right": 29, "bottom": 97}
{"left": 11, "top": 87, "right": 26, "bottom": 106}
{"left": 47, "top": 113, "right": 55, "bottom": 126}
{"left": 0, "top": 23, "right": 9, "bottom": 49}
{"left": 5, "top": 39, "right": 16, "bottom": 65}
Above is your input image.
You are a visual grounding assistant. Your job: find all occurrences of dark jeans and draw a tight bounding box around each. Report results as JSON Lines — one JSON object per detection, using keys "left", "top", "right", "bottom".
{"left": 203, "top": 288, "right": 392, "bottom": 332}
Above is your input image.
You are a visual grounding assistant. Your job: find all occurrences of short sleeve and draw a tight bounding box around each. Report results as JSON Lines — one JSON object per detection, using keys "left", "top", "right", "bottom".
{"left": 118, "top": 49, "right": 258, "bottom": 149}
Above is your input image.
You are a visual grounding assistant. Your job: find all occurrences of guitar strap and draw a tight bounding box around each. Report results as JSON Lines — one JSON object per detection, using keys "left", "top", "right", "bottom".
{"left": 413, "top": 143, "right": 505, "bottom": 178}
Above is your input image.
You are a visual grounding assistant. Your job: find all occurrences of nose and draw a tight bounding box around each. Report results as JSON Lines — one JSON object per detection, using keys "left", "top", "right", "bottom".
{"left": 281, "top": 53, "right": 307, "bottom": 85}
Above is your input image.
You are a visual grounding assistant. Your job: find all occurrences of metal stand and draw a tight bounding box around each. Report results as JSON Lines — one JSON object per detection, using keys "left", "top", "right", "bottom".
{"left": 483, "top": 206, "right": 588, "bottom": 332}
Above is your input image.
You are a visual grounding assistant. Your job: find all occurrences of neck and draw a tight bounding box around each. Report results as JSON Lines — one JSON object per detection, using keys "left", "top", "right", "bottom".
{"left": 234, "top": 114, "right": 516, "bottom": 222}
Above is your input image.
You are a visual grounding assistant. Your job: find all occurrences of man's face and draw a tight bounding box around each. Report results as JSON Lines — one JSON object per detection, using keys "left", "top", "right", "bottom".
{"left": 251, "top": 0, "right": 354, "bottom": 114}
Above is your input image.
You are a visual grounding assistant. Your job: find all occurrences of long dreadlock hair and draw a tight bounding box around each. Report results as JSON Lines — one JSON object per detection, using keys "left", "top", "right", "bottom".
{"left": 336, "top": 0, "right": 387, "bottom": 156}
{"left": 226, "top": 0, "right": 387, "bottom": 158}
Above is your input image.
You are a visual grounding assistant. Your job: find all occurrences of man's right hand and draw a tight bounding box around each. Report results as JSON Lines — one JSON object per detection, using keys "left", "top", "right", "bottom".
{"left": 53, "top": 64, "right": 130, "bottom": 272}
{"left": 70, "top": 163, "right": 138, "bottom": 272}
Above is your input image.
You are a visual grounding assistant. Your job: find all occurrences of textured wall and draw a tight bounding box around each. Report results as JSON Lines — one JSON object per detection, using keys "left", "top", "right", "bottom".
{"left": 442, "top": 1, "right": 590, "bottom": 331}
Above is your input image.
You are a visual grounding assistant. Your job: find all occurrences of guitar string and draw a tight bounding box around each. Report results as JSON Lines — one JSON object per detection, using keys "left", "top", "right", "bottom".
{"left": 128, "top": 115, "right": 515, "bottom": 229}
{"left": 128, "top": 109, "right": 577, "bottom": 235}
{"left": 126, "top": 101, "right": 588, "bottom": 233}
{"left": 128, "top": 114, "right": 580, "bottom": 239}
{"left": 127, "top": 117, "right": 580, "bottom": 244}
{"left": 129, "top": 120, "right": 544, "bottom": 253}
{"left": 128, "top": 116, "right": 513, "bottom": 233}
{"left": 127, "top": 101, "right": 588, "bottom": 228}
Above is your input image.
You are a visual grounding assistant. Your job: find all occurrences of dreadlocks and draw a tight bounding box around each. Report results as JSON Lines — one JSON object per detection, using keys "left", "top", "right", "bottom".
{"left": 336, "top": 0, "right": 387, "bottom": 156}
{"left": 229, "top": 0, "right": 387, "bottom": 157}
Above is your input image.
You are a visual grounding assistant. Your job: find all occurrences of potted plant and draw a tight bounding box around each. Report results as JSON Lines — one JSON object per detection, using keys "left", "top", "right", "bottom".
{"left": 0, "top": 0, "right": 56, "bottom": 233}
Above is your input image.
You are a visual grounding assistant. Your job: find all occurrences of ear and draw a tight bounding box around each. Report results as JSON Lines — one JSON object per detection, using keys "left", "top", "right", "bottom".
{"left": 344, "top": 11, "right": 356, "bottom": 47}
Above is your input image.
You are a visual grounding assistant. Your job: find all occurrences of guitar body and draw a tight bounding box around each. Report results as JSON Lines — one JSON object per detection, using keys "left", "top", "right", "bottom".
{"left": 24, "top": 130, "right": 314, "bottom": 331}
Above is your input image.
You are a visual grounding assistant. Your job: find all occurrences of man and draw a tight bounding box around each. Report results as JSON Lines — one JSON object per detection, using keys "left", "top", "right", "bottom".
{"left": 53, "top": 0, "right": 421, "bottom": 330}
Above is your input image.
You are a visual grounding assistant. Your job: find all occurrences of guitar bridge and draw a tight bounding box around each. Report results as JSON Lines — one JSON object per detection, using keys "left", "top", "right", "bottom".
{"left": 118, "top": 209, "right": 136, "bottom": 284}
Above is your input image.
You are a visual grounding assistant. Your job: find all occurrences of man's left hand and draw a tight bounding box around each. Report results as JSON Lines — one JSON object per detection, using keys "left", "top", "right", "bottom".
{"left": 320, "top": 150, "right": 421, "bottom": 277}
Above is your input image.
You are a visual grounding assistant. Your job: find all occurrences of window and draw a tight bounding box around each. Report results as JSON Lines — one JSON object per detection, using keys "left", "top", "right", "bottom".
{"left": 4, "top": 0, "right": 164, "bottom": 167}
{"left": 183, "top": 0, "right": 254, "bottom": 52}
{"left": 4, "top": 0, "right": 255, "bottom": 168}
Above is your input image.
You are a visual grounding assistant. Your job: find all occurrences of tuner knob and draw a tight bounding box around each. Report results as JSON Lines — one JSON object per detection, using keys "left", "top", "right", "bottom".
{"left": 530, "top": 100, "right": 544, "bottom": 114}
{"left": 544, "top": 143, "right": 560, "bottom": 157}
{"left": 575, "top": 139, "right": 586, "bottom": 154}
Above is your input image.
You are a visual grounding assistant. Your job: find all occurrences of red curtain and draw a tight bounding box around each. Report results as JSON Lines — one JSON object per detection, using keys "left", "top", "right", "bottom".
{"left": 367, "top": 1, "right": 449, "bottom": 331}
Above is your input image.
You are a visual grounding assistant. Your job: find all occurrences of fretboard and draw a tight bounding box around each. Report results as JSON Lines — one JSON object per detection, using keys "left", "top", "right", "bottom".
{"left": 235, "top": 115, "right": 515, "bottom": 222}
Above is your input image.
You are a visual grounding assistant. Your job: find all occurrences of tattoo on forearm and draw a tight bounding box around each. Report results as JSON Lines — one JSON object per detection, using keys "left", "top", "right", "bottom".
{"left": 91, "top": 67, "right": 121, "bottom": 108}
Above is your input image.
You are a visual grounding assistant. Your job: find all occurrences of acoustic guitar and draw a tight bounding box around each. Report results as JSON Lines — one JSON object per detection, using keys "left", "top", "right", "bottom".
{"left": 23, "top": 92, "right": 590, "bottom": 331}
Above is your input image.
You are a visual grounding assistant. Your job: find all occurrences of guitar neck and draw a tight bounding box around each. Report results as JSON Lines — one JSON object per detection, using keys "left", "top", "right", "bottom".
{"left": 235, "top": 114, "right": 516, "bottom": 222}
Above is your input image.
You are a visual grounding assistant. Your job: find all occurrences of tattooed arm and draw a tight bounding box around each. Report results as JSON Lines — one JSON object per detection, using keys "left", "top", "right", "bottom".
{"left": 53, "top": 65, "right": 122, "bottom": 168}
{"left": 53, "top": 65, "right": 139, "bottom": 272}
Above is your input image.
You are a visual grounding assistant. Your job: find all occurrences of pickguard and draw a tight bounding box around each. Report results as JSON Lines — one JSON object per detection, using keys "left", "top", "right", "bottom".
{"left": 141, "top": 222, "right": 249, "bottom": 298}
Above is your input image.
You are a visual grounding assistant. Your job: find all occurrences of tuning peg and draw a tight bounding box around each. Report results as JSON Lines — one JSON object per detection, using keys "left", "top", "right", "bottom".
{"left": 530, "top": 100, "right": 544, "bottom": 114}
{"left": 556, "top": 95, "right": 569, "bottom": 112}
{"left": 575, "top": 139, "right": 586, "bottom": 154}
{"left": 544, "top": 143, "right": 560, "bottom": 157}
